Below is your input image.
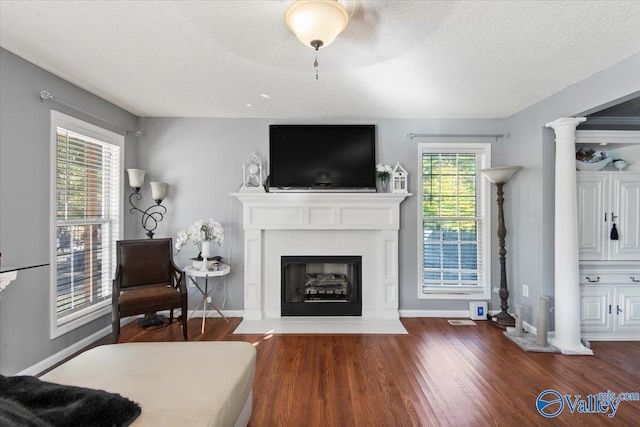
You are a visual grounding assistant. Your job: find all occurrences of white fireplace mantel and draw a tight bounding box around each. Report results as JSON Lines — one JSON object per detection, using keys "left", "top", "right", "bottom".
{"left": 232, "top": 193, "right": 411, "bottom": 320}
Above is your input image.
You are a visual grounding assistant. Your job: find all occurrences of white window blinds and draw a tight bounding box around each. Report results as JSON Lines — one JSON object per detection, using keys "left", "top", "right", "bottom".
{"left": 52, "top": 113, "right": 122, "bottom": 335}
{"left": 419, "top": 144, "right": 490, "bottom": 298}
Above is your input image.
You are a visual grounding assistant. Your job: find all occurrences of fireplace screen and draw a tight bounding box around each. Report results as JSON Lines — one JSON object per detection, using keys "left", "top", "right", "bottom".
{"left": 281, "top": 256, "right": 362, "bottom": 316}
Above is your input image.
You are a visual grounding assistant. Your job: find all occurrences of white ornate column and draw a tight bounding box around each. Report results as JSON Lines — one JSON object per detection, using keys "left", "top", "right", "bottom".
{"left": 545, "top": 117, "right": 592, "bottom": 355}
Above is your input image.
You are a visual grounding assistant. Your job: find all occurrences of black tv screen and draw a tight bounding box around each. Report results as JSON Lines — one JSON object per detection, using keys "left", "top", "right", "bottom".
{"left": 269, "top": 125, "right": 376, "bottom": 192}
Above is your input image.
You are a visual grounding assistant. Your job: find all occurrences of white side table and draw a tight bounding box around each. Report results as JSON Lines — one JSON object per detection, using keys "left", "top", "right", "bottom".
{"left": 184, "top": 264, "right": 231, "bottom": 334}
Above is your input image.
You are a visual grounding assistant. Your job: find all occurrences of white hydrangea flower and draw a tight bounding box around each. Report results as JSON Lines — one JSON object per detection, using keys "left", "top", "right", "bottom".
{"left": 376, "top": 163, "right": 393, "bottom": 177}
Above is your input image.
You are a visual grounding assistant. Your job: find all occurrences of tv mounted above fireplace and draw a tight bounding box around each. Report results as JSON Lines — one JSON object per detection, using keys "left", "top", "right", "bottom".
{"left": 268, "top": 124, "right": 376, "bottom": 192}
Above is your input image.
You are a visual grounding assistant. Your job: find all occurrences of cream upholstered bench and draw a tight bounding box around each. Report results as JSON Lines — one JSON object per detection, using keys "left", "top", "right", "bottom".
{"left": 41, "top": 341, "right": 256, "bottom": 427}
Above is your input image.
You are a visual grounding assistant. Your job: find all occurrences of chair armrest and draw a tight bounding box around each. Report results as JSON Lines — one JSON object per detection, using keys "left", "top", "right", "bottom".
{"left": 113, "top": 265, "right": 122, "bottom": 291}
{"left": 170, "top": 261, "right": 187, "bottom": 293}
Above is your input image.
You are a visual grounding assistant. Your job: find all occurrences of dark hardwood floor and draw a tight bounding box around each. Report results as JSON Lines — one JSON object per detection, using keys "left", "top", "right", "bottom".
{"left": 104, "top": 317, "right": 640, "bottom": 426}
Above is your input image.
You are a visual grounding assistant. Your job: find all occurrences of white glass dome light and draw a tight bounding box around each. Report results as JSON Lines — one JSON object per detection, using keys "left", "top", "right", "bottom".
{"left": 285, "top": 0, "right": 349, "bottom": 49}
{"left": 481, "top": 166, "right": 523, "bottom": 184}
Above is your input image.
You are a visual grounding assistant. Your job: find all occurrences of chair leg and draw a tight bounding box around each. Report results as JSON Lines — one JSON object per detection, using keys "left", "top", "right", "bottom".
{"left": 182, "top": 309, "right": 188, "bottom": 341}
{"left": 112, "top": 312, "right": 120, "bottom": 344}
{"left": 169, "top": 309, "right": 174, "bottom": 324}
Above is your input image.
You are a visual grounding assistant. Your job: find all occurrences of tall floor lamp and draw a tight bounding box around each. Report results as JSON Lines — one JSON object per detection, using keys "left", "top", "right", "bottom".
{"left": 481, "top": 166, "right": 522, "bottom": 329}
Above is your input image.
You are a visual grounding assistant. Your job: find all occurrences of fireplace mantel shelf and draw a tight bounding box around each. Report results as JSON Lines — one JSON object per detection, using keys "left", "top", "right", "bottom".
{"left": 232, "top": 192, "right": 411, "bottom": 231}
{"left": 232, "top": 192, "right": 411, "bottom": 320}
{"left": 232, "top": 192, "right": 411, "bottom": 200}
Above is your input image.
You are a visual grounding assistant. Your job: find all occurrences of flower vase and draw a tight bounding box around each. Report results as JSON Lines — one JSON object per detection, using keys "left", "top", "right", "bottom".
{"left": 200, "top": 240, "right": 211, "bottom": 271}
{"left": 379, "top": 176, "right": 389, "bottom": 193}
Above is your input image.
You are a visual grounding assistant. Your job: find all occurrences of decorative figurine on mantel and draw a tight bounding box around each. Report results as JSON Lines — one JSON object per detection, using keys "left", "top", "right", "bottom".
{"left": 239, "top": 152, "right": 265, "bottom": 192}
{"left": 392, "top": 163, "right": 408, "bottom": 194}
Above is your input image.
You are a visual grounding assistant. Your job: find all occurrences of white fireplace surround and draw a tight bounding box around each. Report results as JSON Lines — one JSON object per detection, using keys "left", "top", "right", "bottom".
{"left": 232, "top": 193, "right": 411, "bottom": 320}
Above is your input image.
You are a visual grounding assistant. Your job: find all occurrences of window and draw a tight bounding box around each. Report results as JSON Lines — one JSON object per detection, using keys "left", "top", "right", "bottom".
{"left": 418, "top": 143, "right": 491, "bottom": 299}
{"left": 50, "top": 111, "right": 123, "bottom": 337}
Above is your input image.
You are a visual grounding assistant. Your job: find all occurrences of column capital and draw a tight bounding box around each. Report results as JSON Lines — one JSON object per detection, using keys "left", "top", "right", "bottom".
{"left": 545, "top": 117, "right": 586, "bottom": 130}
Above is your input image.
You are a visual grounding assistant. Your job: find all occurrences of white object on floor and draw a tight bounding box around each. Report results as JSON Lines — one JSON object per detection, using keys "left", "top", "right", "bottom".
{"left": 448, "top": 319, "right": 477, "bottom": 326}
{"left": 233, "top": 317, "right": 408, "bottom": 334}
{"left": 468, "top": 301, "right": 488, "bottom": 320}
{"left": 504, "top": 331, "right": 560, "bottom": 353}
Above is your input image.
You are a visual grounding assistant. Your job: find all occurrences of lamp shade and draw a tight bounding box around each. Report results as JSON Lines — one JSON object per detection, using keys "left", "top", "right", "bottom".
{"left": 150, "top": 182, "right": 168, "bottom": 201}
{"left": 480, "top": 166, "right": 522, "bottom": 184}
{"left": 285, "top": 0, "right": 349, "bottom": 48}
{"left": 127, "top": 169, "right": 146, "bottom": 188}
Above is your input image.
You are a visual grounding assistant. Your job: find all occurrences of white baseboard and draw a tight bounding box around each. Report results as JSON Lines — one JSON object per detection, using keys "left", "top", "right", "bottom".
{"left": 17, "top": 317, "right": 140, "bottom": 376}
{"left": 188, "top": 309, "right": 244, "bottom": 319}
{"left": 18, "top": 326, "right": 112, "bottom": 376}
{"left": 400, "top": 309, "right": 473, "bottom": 318}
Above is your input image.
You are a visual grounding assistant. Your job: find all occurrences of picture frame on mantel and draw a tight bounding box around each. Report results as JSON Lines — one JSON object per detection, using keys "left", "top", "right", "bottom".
{"left": 239, "top": 152, "right": 265, "bottom": 193}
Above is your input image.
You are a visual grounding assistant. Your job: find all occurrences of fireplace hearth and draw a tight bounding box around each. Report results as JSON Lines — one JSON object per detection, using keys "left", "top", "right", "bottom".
{"left": 281, "top": 256, "right": 362, "bottom": 316}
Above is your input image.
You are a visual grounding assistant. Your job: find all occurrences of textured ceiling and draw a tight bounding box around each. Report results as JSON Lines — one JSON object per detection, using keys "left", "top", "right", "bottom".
{"left": 1, "top": 1, "right": 640, "bottom": 119}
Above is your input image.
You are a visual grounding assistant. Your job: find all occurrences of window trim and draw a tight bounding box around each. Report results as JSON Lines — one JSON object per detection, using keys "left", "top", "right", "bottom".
{"left": 49, "top": 110, "right": 124, "bottom": 338}
{"left": 417, "top": 142, "right": 492, "bottom": 300}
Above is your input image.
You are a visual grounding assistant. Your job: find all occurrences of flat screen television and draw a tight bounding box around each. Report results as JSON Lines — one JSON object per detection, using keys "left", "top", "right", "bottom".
{"left": 269, "top": 125, "right": 376, "bottom": 192}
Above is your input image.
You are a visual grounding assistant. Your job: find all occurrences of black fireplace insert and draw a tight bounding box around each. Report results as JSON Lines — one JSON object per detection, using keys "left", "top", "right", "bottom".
{"left": 281, "top": 256, "right": 362, "bottom": 316}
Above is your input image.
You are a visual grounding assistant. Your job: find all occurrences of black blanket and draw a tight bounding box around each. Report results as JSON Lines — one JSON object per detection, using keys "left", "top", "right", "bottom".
{"left": 0, "top": 375, "right": 141, "bottom": 427}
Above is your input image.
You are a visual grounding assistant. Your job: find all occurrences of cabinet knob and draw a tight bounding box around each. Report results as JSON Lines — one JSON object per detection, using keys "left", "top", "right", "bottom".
{"left": 586, "top": 276, "right": 600, "bottom": 283}
{"left": 617, "top": 305, "right": 623, "bottom": 314}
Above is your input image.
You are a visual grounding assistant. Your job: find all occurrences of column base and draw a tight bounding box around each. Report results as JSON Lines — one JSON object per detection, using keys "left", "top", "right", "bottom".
{"left": 548, "top": 336, "right": 594, "bottom": 355}
{"left": 490, "top": 311, "right": 515, "bottom": 329}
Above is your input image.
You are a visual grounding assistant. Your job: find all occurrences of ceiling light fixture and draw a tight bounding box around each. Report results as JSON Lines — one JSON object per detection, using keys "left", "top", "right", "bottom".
{"left": 285, "top": 0, "right": 349, "bottom": 79}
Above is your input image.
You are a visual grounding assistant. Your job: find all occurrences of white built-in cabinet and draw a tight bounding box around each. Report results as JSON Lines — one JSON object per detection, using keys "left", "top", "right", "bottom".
{"left": 576, "top": 130, "right": 640, "bottom": 341}
{"left": 577, "top": 172, "right": 640, "bottom": 261}
{"left": 580, "top": 273, "right": 640, "bottom": 341}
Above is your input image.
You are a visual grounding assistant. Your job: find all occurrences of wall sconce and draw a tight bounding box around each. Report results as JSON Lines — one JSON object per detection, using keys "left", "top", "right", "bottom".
{"left": 126, "top": 169, "right": 168, "bottom": 239}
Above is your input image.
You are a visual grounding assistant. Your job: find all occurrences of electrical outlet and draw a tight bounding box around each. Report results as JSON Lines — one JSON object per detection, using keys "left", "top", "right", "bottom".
{"left": 522, "top": 284, "right": 529, "bottom": 298}
{"left": 206, "top": 296, "right": 212, "bottom": 303}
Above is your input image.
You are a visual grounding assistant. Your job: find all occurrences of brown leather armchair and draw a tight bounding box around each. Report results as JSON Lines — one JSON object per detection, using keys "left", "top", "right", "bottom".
{"left": 112, "top": 238, "right": 188, "bottom": 343}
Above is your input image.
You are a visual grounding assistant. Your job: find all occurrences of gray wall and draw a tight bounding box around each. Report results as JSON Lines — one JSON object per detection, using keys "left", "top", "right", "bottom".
{"left": 504, "top": 52, "right": 640, "bottom": 327}
{"left": 137, "top": 118, "right": 507, "bottom": 314}
{"left": 0, "top": 48, "right": 139, "bottom": 374}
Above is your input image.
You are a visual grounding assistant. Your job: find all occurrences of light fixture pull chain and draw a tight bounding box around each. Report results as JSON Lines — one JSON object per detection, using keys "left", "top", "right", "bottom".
{"left": 314, "top": 49, "right": 319, "bottom": 80}
{"left": 310, "top": 39, "right": 323, "bottom": 80}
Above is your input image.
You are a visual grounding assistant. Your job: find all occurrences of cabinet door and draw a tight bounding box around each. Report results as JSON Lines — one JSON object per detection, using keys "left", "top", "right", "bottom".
{"left": 577, "top": 173, "right": 608, "bottom": 260}
{"left": 580, "top": 286, "right": 613, "bottom": 333}
{"left": 615, "top": 287, "right": 640, "bottom": 334}
{"left": 610, "top": 174, "right": 640, "bottom": 261}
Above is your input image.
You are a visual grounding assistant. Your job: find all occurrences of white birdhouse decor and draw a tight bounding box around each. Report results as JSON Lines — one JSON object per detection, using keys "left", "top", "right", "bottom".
{"left": 239, "top": 152, "right": 265, "bottom": 192}
{"left": 392, "top": 163, "right": 408, "bottom": 194}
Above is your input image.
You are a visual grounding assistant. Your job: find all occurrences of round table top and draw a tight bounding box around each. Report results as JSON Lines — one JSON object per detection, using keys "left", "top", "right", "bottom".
{"left": 184, "top": 263, "right": 231, "bottom": 277}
